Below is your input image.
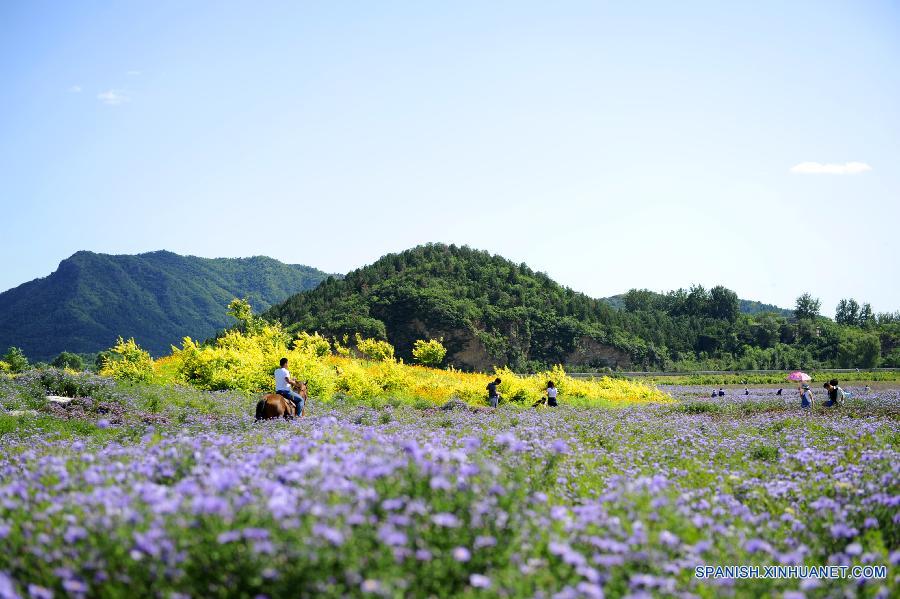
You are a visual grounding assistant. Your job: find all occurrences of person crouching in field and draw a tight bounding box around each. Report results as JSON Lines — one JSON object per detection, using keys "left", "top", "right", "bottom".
{"left": 275, "top": 357, "right": 305, "bottom": 413}
{"left": 799, "top": 383, "right": 814, "bottom": 410}
{"left": 532, "top": 381, "right": 559, "bottom": 408}
{"left": 487, "top": 377, "right": 501, "bottom": 408}
{"left": 546, "top": 381, "right": 558, "bottom": 407}
{"left": 823, "top": 379, "right": 847, "bottom": 407}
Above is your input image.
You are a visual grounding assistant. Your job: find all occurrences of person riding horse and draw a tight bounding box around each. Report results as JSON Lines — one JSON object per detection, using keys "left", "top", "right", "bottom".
{"left": 255, "top": 357, "right": 309, "bottom": 420}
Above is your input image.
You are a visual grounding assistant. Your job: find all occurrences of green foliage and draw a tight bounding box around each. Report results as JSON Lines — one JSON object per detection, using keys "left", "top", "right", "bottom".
{"left": 99, "top": 337, "right": 154, "bottom": 383}
{"left": 0, "top": 361, "right": 8, "bottom": 373}
{"left": 355, "top": 334, "right": 396, "bottom": 362}
{"left": 0, "top": 250, "right": 333, "bottom": 361}
{"left": 794, "top": 293, "right": 821, "bottom": 320}
{"left": 749, "top": 443, "right": 780, "bottom": 462}
{"left": 266, "top": 244, "right": 899, "bottom": 372}
{"left": 412, "top": 338, "right": 447, "bottom": 367}
{"left": 227, "top": 297, "right": 262, "bottom": 333}
{"left": 2, "top": 347, "right": 28, "bottom": 373}
{"left": 267, "top": 244, "right": 633, "bottom": 370}
{"left": 51, "top": 351, "right": 84, "bottom": 370}
{"left": 837, "top": 328, "right": 881, "bottom": 368}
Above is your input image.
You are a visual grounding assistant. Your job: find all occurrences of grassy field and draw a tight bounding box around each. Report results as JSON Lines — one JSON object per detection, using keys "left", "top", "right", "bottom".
{"left": 0, "top": 369, "right": 897, "bottom": 597}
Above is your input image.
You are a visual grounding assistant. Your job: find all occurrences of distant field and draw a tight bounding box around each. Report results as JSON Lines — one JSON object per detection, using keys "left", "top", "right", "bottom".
{"left": 590, "top": 370, "right": 900, "bottom": 385}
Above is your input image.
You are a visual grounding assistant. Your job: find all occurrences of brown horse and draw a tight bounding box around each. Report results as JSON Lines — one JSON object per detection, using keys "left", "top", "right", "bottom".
{"left": 255, "top": 381, "right": 308, "bottom": 421}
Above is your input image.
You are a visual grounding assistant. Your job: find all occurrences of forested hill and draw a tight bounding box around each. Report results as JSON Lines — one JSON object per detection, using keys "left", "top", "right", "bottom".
{"left": 268, "top": 243, "right": 900, "bottom": 371}
{"left": 266, "top": 243, "right": 649, "bottom": 371}
{"left": 0, "top": 251, "right": 332, "bottom": 360}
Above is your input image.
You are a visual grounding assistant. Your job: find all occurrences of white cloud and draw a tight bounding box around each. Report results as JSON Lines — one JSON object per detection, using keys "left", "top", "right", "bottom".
{"left": 96, "top": 89, "right": 130, "bottom": 106}
{"left": 126, "top": 70, "right": 141, "bottom": 76}
{"left": 68, "top": 85, "right": 82, "bottom": 93}
{"left": 789, "top": 161, "right": 872, "bottom": 175}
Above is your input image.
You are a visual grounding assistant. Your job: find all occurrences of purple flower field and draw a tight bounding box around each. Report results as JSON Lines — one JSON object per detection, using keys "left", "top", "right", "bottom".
{"left": 1, "top": 374, "right": 898, "bottom": 598}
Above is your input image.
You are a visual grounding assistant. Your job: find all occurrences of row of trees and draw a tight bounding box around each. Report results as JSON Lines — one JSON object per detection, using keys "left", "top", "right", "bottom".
{"left": 1, "top": 347, "right": 86, "bottom": 373}
{"left": 616, "top": 287, "right": 898, "bottom": 370}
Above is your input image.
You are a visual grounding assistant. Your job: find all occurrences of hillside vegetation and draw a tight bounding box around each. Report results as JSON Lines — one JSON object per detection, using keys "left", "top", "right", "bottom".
{"left": 0, "top": 250, "right": 331, "bottom": 360}
{"left": 267, "top": 244, "right": 900, "bottom": 372}
{"left": 266, "top": 244, "right": 647, "bottom": 371}
{"left": 155, "top": 301, "right": 667, "bottom": 406}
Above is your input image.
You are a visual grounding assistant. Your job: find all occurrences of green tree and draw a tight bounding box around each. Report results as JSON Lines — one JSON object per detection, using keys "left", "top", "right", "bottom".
{"left": 837, "top": 329, "right": 880, "bottom": 368}
{"left": 752, "top": 313, "right": 783, "bottom": 348}
{"left": 835, "top": 298, "right": 860, "bottom": 326}
{"left": 858, "top": 303, "right": 874, "bottom": 328}
{"left": 228, "top": 298, "right": 263, "bottom": 334}
{"left": 623, "top": 289, "right": 660, "bottom": 312}
{"left": 709, "top": 285, "right": 740, "bottom": 322}
{"left": 794, "top": 293, "right": 821, "bottom": 321}
{"left": 2, "top": 347, "right": 29, "bottom": 373}
{"left": 412, "top": 338, "right": 448, "bottom": 367}
{"left": 51, "top": 351, "right": 84, "bottom": 370}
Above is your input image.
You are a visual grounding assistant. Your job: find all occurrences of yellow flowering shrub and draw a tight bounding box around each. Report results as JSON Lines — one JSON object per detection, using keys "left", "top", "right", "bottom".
{"left": 100, "top": 337, "right": 154, "bottom": 383}
{"left": 292, "top": 332, "right": 331, "bottom": 357}
{"left": 354, "top": 334, "right": 395, "bottom": 362}
{"left": 412, "top": 338, "right": 447, "bottom": 367}
{"left": 161, "top": 324, "right": 668, "bottom": 406}
{"left": 0, "top": 360, "right": 9, "bottom": 373}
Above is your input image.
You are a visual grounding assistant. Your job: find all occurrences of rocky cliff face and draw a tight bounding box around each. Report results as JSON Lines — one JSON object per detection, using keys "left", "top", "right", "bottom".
{"left": 565, "top": 336, "right": 633, "bottom": 370}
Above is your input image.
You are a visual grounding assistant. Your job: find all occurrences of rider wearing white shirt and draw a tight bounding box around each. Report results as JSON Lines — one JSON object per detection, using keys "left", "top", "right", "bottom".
{"left": 274, "top": 357, "right": 304, "bottom": 411}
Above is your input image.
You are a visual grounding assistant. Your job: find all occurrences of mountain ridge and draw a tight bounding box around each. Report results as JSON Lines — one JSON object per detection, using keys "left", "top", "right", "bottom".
{"left": 0, "top": 250, "right": 334, "bottom": 360}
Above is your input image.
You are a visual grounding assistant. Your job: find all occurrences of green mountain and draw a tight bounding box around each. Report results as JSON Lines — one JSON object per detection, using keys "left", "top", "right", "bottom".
{"left": 266, "top": 243, "right": 646, "bottom": 371}
{"left": 0, "top": 250, "right": 332, "bottom": 360}
{"left": 738, "top": 299, "right": 794, "bottom": 318}
{"left": 267, "top": 243, "right": 898, "bottom": 371}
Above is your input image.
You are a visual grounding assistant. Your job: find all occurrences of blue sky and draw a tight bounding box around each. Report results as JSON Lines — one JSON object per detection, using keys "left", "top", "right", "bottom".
{"left": 1, "top": 1, "right": 898, "bottom": 314}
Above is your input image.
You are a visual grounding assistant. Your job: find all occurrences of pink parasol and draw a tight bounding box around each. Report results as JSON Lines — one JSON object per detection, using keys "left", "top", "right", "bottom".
{"left": 788, "top": 371, "right": 811, "bottom": 382}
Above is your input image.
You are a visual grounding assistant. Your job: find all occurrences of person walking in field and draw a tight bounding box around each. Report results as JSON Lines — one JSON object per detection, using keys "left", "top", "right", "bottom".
{"left": 487, "top": 377, "right": 501, "bottom": 408}
{"left": 275, "top": 357, "right": 305, "bottom": 413}
{"left": 823, "top": 379, "right": 847, "bottom": 407}
{"left": 799, "top": 383, "right": 814, "bottom": 410}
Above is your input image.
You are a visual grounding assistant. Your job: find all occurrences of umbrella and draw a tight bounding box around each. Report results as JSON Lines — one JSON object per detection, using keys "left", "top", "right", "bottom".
{"left": 788, "top": 371, "right": 811, "bottom": 382}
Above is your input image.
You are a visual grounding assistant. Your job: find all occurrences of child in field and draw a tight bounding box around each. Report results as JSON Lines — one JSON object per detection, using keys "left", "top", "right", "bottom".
{"left": 799, "top": 383, "right": 813, "bottom": 410}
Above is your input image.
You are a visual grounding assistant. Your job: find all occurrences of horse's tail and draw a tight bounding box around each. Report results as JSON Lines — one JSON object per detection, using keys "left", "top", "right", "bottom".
{"left": 254, "top": 399, "right": 265, "bottom": 421}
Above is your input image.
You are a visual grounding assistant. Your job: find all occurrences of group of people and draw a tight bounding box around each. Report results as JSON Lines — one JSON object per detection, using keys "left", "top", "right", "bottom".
{"left": 799, "top": 379, "right": 849, "bottom": 409}
{"left": 275, "top": 359, "right": 859, "bottom": 414}
{"left": 485, "top": 377, "right": 559, "bottom": 408}
{"left": 710, "top": 379, "right": 851, "bottom": 410}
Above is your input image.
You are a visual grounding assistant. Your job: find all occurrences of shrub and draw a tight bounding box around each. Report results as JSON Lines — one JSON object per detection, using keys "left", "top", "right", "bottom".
{"left": 51, "top": 351, "right": 84, "bottom": 371}
{"left": 750, "top": 443, "right": 780, "bottom": 462}
{"left": 292, "top": 332, "right": 331, "bottom": 357}
{"left": 0, "top": 361, "right": 9, "bottom": 373}
{"left": 355, "top": 334, "right": 395, "bottom": 362}
{"left": 2, "top": 347, "right": 29, "bottom": 373}
{"left": 412, "top": 338, "right": 447, "bottom": 367}
{"left": 100, "top": 338, "right": 154, "bottom": 383}
{"left": 163, "top": 303, "right": 668, "bottom": 406}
